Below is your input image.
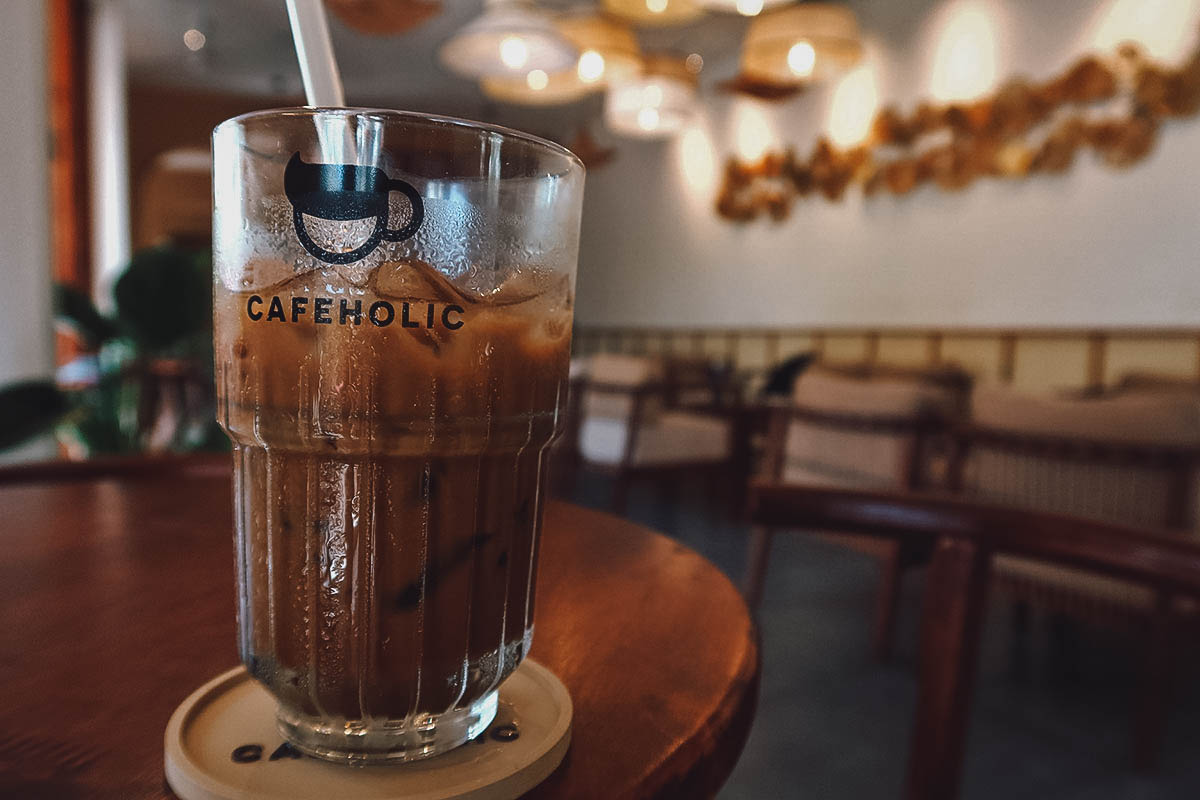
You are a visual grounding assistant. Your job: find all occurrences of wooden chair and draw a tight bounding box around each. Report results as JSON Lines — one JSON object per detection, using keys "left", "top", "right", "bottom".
{"left": 746, "top": 405, "right": 943, "bottom": 652}
{"left": 568, "top": 354, "right": 739, "bottom": 514}
{"left": 943, "top": 386, "right": 1200, "bottom": 763}
{"left": 749, "top": 482, "right": 1200, "bottom": 800}
{"left": 744, "top": 364, "right": 968, "bottom": 660}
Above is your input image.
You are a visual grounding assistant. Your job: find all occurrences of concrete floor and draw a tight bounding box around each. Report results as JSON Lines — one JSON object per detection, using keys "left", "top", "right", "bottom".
{"left": 565, "top": 475, "right": 1200, "bottom": 800}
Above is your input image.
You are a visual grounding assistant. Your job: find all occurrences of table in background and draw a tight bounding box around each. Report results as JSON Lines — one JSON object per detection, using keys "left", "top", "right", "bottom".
{"left": 0, "top": 457, "right": 759, "bottom": 800}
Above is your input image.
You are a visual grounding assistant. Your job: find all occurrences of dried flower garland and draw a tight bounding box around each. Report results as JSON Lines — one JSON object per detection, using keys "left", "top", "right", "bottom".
{"left": 715, "top": 38, "right": 1200, "bottom": 222}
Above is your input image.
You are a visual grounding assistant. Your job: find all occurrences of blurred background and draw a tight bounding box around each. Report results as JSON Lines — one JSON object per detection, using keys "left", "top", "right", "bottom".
{"left": 6, "top": 0, "right": 1200, "bottom": 797}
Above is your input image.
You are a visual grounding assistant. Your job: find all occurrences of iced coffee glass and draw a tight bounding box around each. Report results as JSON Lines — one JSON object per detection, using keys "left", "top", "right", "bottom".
{"left": 211, "top": 109, "right": 583, "bottom": 763}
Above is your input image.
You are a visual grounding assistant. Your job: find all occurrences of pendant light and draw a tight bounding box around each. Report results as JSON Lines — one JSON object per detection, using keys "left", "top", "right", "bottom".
{"left": 481, "top": 12, "right": 642, "bottom": 106}
{"left": 439, "top": 0, "right": 578, "bottom": 79}
{"left": 602, "top": 0, "right": 705, "bottom": 28}
{"left": 605, "top": 54, "right": 698, "bottom": 139}
{"left": 697, "top": 0, "right": 792, "bottom": 17}
{"left": 740, "top": 3, "right": 863, "bottom": 86}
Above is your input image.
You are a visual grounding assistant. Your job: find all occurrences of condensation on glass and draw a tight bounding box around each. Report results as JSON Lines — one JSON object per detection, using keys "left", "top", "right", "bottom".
{"left": 212, "top": 108, "right": 584, "bottom": 763}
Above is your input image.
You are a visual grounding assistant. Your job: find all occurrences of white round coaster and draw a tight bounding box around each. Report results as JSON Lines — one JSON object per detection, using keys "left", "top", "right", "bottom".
{"left": 164, "top": 660, "right": 572, "bottom": 800}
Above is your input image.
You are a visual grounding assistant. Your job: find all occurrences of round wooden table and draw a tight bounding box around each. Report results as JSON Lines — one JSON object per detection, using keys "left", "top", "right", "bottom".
{"left": 0, "top": 457, "right": 759, "bottom": 799}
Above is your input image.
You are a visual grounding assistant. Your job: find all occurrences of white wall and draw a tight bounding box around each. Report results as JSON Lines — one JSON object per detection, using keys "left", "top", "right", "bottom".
{"left": 0, "top": 1, "right": 55, "bottom": 461}
{"left": 0, "top": 1, "right": 53, "bottom": 378}
{"left": 574, "top": 0, "right": 1200, "bottom": 329}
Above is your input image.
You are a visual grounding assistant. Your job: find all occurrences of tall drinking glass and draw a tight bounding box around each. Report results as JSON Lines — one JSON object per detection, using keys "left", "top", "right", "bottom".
{"left": 211, "top": 109, "right": 583, "bottom": 763}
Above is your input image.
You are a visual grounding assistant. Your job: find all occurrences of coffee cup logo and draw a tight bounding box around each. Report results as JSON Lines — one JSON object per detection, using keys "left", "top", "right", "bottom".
{"left": 284, "top": 152, "right": 424, "bottom": 264}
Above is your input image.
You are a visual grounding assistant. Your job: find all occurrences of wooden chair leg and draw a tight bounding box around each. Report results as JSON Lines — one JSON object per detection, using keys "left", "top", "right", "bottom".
{"left": 873, "top": 542, "right": 905, "bottom": 663}
{"left": 1133, "top": 593, "right": 1178, "bottom": 773}
{"left": 743, "top": 526, "right": 775, "bottom": 612}
{"left": 905, "top": 538, "right": 990, "bottom": 800}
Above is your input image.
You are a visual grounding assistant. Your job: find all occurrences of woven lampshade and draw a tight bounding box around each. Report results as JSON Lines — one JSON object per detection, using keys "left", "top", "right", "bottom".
{"left": 481, "top": 13, "right": 642, "bottom": 106}
{"left": 481, "top": 68, "right": 596, "bottom": 106}
{"left": 697, "top": 0, "right": 792, "bottom": 16}
{"left": 740, "top": 3, "right": 863, "bottom": 85}
{"left": 604, "top": 54, "right": 698, "bottom": 139}
{"left": 439, "top": 0, "right": 578, "bottom": 79}
{"left": 602, "top": 0, "right": 705, "bottom": 28}
{"left": 559, "top": 13, "right": 643, "bottom": 84}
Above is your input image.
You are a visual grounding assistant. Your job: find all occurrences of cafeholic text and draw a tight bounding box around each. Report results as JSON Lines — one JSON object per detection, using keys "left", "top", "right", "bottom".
{"left": 246, "top": 295, "right": 465, "bottom": 330}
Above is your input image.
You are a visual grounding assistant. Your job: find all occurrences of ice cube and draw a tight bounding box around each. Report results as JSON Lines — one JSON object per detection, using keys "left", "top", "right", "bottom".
{"left": 480, "top": 268, "right": 570, "bottom": 309}
{"left": 229, "top": 258, "right": 299, "bottom": 293}
{"left": 300, "top": 214, "right": 377, "bottom": 259}
{"left": 372, "top": 259, "right": 471, "bottom": 304}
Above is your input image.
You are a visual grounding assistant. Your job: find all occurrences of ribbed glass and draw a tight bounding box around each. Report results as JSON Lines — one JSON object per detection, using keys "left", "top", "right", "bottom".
{"left": 212, "top": 108, "right": 583, "bottom": 763}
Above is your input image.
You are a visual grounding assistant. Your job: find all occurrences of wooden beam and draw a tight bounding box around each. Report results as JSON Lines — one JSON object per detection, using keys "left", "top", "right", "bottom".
{"left": 865, "top": 331, "right": 881, "bottom": 365}
{"left": 1086, "top": 332, "right": 1108, "bottom": 389}
{"left": 999, "top": 334, "right": 1017, "bottom": 384}
{"left": 927, "top": 333, "right": 943, "bottom": 366}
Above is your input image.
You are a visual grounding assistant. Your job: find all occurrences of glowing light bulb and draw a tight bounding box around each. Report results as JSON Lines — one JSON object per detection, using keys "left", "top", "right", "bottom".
{"left": 578, "top": 50, "right": 606, "bottom": 83}
{"left": 736, "top": 0, "right": 764, "bottom": 15}
{"left": 679, "top": 125, "right": 716, "bottom": 193}
{"left": 643, "top": 84, "right": 664, "bottom": 106}
{"left": 734, "top": 100, "right": 773, "bottom": 162}
{"left": 637, "top": 106, "right": 661, "bottom": 131}
{"left": 930, "top": 2, "right": 998, "bottom": 101}
{"left": 1089, "top": 0, "right": 1199, "bottom": 63}
{"left": 787, "top": 41, "right": 816, "bottom": 78}
{"left": 499, "top": 36, "right": 529, "bottom": 70}
{"left": 828, "top": 60, "right": 878, "bottom": 147}
{"left": 646, "top": 0, "right": 668, "bottom": 13}
{"left": 526, "top": 69, "right": 549, "bottom": 90}
{"left": 183, "top": 28, "right": 206, "bottom": 51}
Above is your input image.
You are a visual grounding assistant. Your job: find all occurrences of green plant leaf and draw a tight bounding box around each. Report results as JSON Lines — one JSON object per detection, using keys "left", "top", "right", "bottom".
{"left": 61, "top": 370, "right": 142, "bottom": 456}
{"left": 55, "top": 284, "right": 119, "bottom": 346}
{"left": 113, "top": 245, "right": 213, "bottom": 354}
{"left": 0, "top": 381, "right": 72, "bottom": 452}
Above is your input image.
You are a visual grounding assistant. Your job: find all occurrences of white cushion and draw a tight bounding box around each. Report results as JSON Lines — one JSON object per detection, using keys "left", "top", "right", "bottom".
{"left": 966, "top": 386, "right": 1200, "bottom": 530}
{"left": 583, "top": 354, "right": 664, "bottom": 421}
{"left": 587, "top": 353, "right": 662, "bottom": 386}
{"left": 780, "top": 367, "right": 959, "bottom": 489}
{"left": 579, "top": 410, "right": 730, "bottom": 466}
{"left": 971, "top": 384, "right": 1200, "bottom": 445}
{"left": 1114, "top": 372, "right": 1200, "bottom": 397}
{"left": 793, "top": 367, "right": 962, "bottom": 419}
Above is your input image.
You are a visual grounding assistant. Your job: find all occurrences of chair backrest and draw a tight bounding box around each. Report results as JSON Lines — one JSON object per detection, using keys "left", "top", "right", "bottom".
{"left": 952, "top": 385, "right": 1200, "bottom": 531}
{"left": 662, "top": 356, "right": 737, "bottom": 410}
{"left": 761, "top": 364, "right": 969, "bottom": 491}
{"left": 581, "top": 354, "right": 666, "bottom": 421}
{"left": 1113, "top": 372, "right": 1200, "bottom": 396}
{"left": 748, "top": 481, "right": 1200, "bottom": 800}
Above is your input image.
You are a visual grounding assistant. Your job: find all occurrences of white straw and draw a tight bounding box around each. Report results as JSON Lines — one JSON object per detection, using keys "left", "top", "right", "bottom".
{"left": 285, "top": 0, "right": 346, "bottom": 107}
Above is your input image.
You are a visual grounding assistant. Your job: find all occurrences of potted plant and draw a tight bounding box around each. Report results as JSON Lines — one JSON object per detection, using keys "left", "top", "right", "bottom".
{"left": 0, "top": 244, "right": 227, "bottom": 457}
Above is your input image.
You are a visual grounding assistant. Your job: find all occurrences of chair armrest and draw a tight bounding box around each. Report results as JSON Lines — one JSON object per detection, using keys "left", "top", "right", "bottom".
{"left": 747, "top": 481, "right": 1200, "bottom": 595}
